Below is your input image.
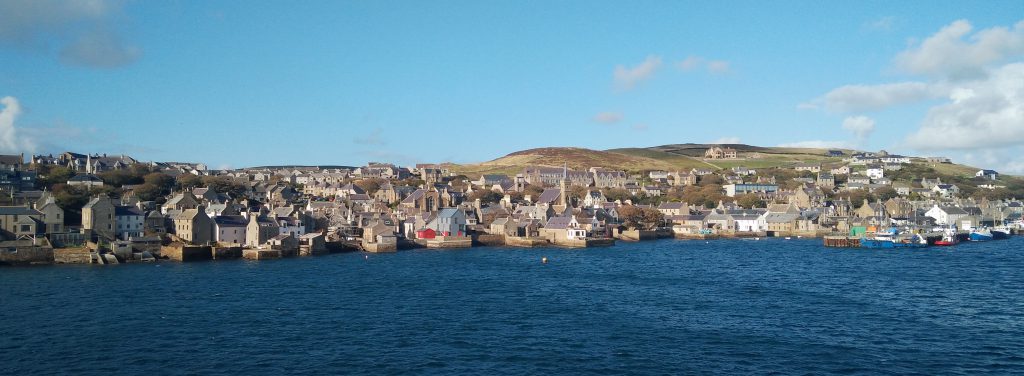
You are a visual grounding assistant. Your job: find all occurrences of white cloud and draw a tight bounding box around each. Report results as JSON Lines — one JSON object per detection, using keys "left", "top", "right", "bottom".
{"left": 0, "top": 96, "right": 35, "bottom": 153}
{"left": 677, "top": 56, "right": 703, "bottom": 71}
{"left": 707, "top": 60, "right": 731, "bottom": 74}
{"left": 812, "top": 81, "right": 943, "bottom": 112}
{"left": 592, "top": 112, "right": 623, "bottom": 124}
{"left": 631, "top": 124, "right": 649, "bottom": 131}
{"left": 777, "top": 140, "right": 852, "bottom": 149}
{"left": 894, "top": 19, "right": 1024, "bottom": 78}
{"left": 841, "top": 116, "right": 876, "bottom": 140}
{"left": 614, "top": 55, "right": 662, "bottom": 90}
{"left": 676, "top": 56, "right": 731, "bottom": 74}
{"left": 906, "top": 62, "right": 1024, "bottom": 150}
{"left": 864, "top": 16, "right": 896, "bottom": 32}
{"left": 711, "top": 137, "right": 741, "bottom": 144}
{"left": 0, "top": 0, "right": 140, "bottom": 68}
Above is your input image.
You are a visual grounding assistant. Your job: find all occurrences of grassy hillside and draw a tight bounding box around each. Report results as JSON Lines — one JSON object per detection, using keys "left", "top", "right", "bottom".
{"left": 449, "top": 147, "right": 684, "bottom": 177}
{"left": 447, "top": 144, "right": 989, "bottom": 180}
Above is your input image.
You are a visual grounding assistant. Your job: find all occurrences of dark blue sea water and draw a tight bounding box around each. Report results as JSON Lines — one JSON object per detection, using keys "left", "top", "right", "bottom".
{"left": 2, "top": 238, "right": 1024, "bottom": 375}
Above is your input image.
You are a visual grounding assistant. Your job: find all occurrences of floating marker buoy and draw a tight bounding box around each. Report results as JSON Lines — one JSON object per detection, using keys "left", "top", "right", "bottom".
{"left": 364, "top": 255, "right": 368, "bottom": 260}
{"left": 541, "top": 257, "right": 548, "bottom": 264}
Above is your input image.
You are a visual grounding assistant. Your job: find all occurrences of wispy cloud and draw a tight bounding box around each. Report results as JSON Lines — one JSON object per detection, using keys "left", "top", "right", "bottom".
{"left": 803, "top": 81, "right": 943, "bottom": 113}
{"left": 631, "top": 124, "right": 649, "bottom": 132}
{"left": 677, "top": 56, "right": 703, "bottom": 71}
{"left": 711, "top": 137, "right": 740, "bottom": 144}
{"left": 614, "top": 55, "right": 662, "bottom": 90}
{"left": 863, "top": 16, "right": 896, "bottom": 32}
{"left": 707, "top": 60, "right": 731, "bottom": 74}
{"left": 592, "top": 111, "right": 623, "bottom": 124}
{"left": 676, "top": 55, "right": 732, "bottom": 74}
{"left": 354, "top": 128, "right": 387, "bottom": 145}
{"left": 841, "top": 115, "right": 876, "bottom": 140}
{"left": 0, "top": 0, "right": 141, "bottom": 68}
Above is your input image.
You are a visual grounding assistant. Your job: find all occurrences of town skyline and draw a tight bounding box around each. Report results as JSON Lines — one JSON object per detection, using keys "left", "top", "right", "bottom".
{"left": 1, "top": 1, "right": 1023, "bottom": 171}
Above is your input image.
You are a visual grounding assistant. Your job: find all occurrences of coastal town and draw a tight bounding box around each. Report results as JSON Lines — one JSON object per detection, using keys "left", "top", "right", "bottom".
{"left": 0, "top": 145, "right": 1021, "bottom": 265}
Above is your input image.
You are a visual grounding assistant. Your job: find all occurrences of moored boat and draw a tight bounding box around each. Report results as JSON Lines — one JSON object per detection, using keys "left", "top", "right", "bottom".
{"left": 969, "top": 228, "right": 993, "bottom": 242}
{"left": 860, "top": 229, "right": 928, "bottom": 249}
{"left": 991, "top": 226, "right": 1011, "bottom": 239}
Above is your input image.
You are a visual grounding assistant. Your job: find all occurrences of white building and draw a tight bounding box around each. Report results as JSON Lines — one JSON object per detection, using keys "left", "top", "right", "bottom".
{"left": 114, "top": 206, "right": 145, "bottom": 240}
{"left": 925, "top": 205, "right": 969, "bottom": 226}
{"left": 866, "top": 166, "right": 884, "bottom": 179}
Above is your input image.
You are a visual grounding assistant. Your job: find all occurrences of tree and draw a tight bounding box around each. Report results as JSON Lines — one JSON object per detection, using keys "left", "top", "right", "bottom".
{"left": 134, "top": 183, "right": 163, "bottom": 202}
{"left": 98, "top": 169, "right": 145, "bottom": 187}
{"left": 618, "top": 206, "right": 664, "bottom": 230}
{"left": 467, "top": 189, "right": 503, "bottom": 204}
{"left": 176, "top": 174, "right": 203, "bottom": 190}
{"left": 602, "top": 188, "right": 632, "bottom": 203}
{"left": 736, "top": 193, "right": 765, "bottom": 209}
{"left": 36, "top": 166, "right": 75, "bottom": 189}
{"left": 522, "top": 184, "right": 544, "bottom": 199}
{"left": 874, "top": 187, "right": 899, "bottom": 201}
{"left": 567, "top": 185, "right": 589, "bottom": 204}
{"left": 52, "top": 184, "right": 113, "bottom": 226}
{"left": 144, "top": 172, "right": 176, "bottom": 191}
{"left": 698, "top": 174, "right": 724, "bottom": 186}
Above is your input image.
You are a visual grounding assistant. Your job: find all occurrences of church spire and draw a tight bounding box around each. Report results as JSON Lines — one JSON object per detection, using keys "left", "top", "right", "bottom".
{"left": 559, "top": 162, "right": 568, "bottom": 208}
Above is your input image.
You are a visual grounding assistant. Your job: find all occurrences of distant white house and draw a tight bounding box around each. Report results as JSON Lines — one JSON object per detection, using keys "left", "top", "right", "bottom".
{"left": 925, "top": 205, "right": 969, "bottom": 226}
{"left": 866, "top": 166, "right": 884, "bottom": 179}
{"left": 976, "top": 169, "right": 999, "bottom": 180}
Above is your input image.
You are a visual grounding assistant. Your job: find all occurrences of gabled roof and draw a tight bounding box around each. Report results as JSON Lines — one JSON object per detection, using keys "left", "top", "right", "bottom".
{"left": 537, "top": 188, "right": 561, "bottom": 205}
{"left": 114, "top": 206, "right": 144, "bottom": 216}
{"left": 0, "top": 206, "right": 39, "bottom": 216}
{"left": 437, "top": 208, "right": 462, "bottom": 218}
{"left": 658, "top": 202, "right": 687, "bottom": 210}
{"left": 214, "top": 215, "right": 247, "bottom": 226}
{"left": 545, "top": 216, "right": 575, "bottom": 230}
{"left": 937, "top": 206, "right": 969, "bottom": 215}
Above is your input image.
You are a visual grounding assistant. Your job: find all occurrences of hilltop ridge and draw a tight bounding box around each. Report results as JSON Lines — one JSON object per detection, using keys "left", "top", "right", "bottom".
{"left": 448, "top": 143, "right": 982, "bottom": 178}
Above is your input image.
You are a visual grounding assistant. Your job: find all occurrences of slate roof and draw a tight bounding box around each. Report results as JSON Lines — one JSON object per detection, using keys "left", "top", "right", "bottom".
{"left": 68, "top": 174, "right": 102, "bottom": 182}
{"left": 0, "top": 206, "right": 40, "bottom": 216}
{"left": 537, "top": 188, "right": 561, "bottom": 205}
{"left": 114, "top": 206, "right": 144, "bottom": 216}
{"left": 214, "top": 215, "right": 247, "bottom": 227}
{"left": 545, "top": 216, "right": 574, "bottom": 230}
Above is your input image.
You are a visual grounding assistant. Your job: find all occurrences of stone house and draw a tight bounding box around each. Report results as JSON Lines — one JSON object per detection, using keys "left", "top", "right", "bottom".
{"left": 34, "top": 196, "right": 64, "bottom": 234}
{"left": 705, "top": 146, "right": 737, "bottom": 159}
{"left": 83, "top": 197, "right": 116, "bottom": 241}
{"left": 298, "top": 233, "right": 326, "bottom": 255}
{"left": 214, "top": 215, "right": 248, "bottom": 245}
{"left": 246, "top": 214, "right": 280, "bottom": 247}
{"left": 0, "top": 206, "right": 42, "bottom": 239}
{"left": 114, "top": 205, "right": 145, "bottom": 240}
{"left": 173, "top": 206, "right": 213, "bottom": 245}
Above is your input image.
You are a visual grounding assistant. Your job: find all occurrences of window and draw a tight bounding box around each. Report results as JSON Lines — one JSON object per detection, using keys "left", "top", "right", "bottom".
{"left": 20, "top": 224, "right": 31, "bottom": 232}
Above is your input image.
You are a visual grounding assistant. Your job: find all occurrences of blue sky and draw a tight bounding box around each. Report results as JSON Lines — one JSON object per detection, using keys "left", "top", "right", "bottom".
{"left": 1, "top": 1, "right": 1023, "bottom": 171}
